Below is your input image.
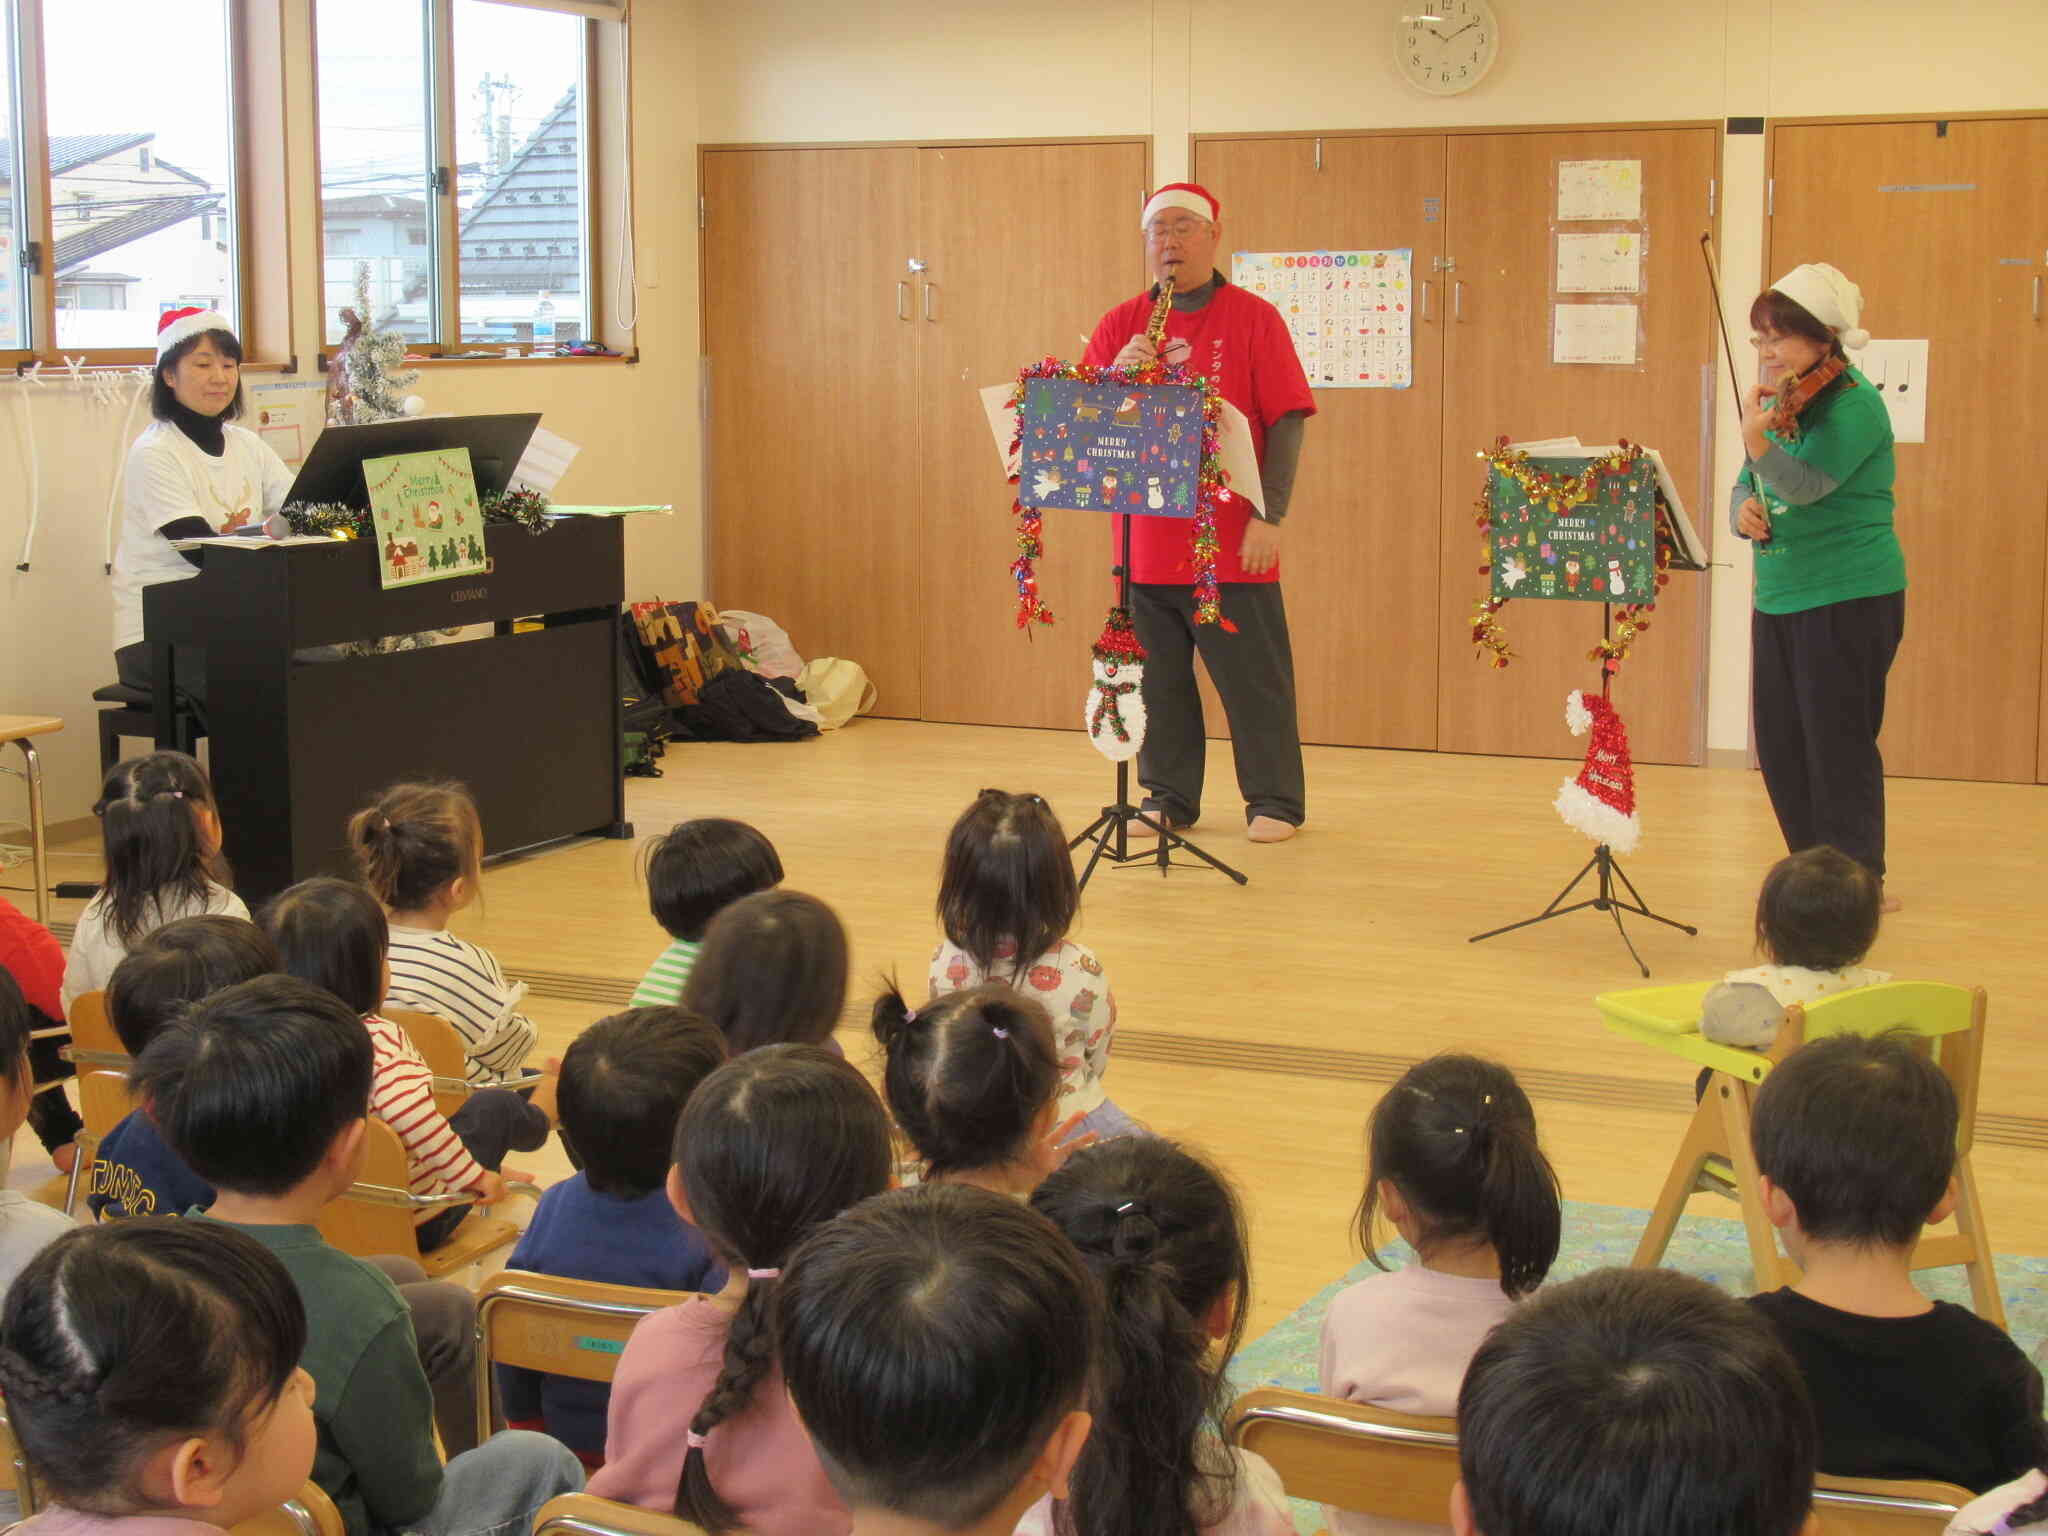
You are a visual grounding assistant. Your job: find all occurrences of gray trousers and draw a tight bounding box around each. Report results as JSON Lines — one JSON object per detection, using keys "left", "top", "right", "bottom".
{"left": 403, "top": 1430, "right": 585, "bottom": 1536}
{"left": 1129, "top": 581, "right": 1305, "bottom": 827}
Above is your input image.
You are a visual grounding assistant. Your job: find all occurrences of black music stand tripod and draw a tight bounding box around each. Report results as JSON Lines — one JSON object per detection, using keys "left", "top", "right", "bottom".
{"left": 1069, "top": 513, "right": 1248, "bottom": 892}
{"left": 1467, "top": 607, "right": 1694, "bottom": 976}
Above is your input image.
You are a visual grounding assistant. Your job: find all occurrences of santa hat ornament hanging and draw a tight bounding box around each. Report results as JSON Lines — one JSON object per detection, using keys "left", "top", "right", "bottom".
{"left": 1555, "top": 690, "right": 1641, "bottom": 854}
{"left": 1085, "top": 607, "right": 1147, "bottom": 761}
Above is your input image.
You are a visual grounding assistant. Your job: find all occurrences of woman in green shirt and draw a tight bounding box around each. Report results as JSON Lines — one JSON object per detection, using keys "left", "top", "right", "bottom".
{"left": 1733, "top": 263, "right": 1905, "bottom": 899}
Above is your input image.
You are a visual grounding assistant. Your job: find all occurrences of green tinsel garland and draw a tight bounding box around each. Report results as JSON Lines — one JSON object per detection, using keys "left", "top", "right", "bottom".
{"left": 282, "top": 487, "right": 554, "bottom": 541}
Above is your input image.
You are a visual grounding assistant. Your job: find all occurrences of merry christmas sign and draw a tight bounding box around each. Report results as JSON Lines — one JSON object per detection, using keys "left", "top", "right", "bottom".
{"left": 1487, "top": 454, "right": 1658, "bottom": 605}
{"left": 364, "top": 448, "right": 488, "bottom": 591}
{"left": 1016, "top": 378, "right": 1204, "bottom": 518}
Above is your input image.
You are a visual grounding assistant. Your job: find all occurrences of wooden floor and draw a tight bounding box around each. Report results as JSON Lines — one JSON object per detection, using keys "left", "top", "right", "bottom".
{"left": 25, "top": 718, "right": 2048, "bottom": 1334}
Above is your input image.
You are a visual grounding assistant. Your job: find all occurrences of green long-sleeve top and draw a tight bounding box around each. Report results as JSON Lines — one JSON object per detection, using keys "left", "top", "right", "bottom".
{"left": 1729, "top": 366, "right": 1907, "bottom": 615}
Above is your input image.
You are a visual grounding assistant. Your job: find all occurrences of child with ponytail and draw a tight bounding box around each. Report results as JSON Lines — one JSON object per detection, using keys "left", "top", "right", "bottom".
{"left": 1027, "top": 1137, "right": 1293, "bottom": 1536}
{"left": 872, "top": 981, "right": 1090, "bottom": 1196}
{"left": 588, "top": 1044, "right": 894, "bottom": 1535}
{"left": 63, "top": 751, "right": 246, "bottom": 1009}
{"left": 1318, "top": 1055, "right": 1562, "bottom": 1536}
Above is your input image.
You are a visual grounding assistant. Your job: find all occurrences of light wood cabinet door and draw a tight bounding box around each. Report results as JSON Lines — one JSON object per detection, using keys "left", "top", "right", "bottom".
{"left": 1771, "top": 117, "right": 2048, "bottom": 784}
{"left": 915, "top": 140, "right": 1148, "bottom": 730}
{"left": 702, "top": 147, "right": 924, "bottom": 717}
{"left": 1435, "top": 127, "right": 1718, "bottom": 766}
{"left": 1193, "top": 133, "right": 1450, "bottom": 750}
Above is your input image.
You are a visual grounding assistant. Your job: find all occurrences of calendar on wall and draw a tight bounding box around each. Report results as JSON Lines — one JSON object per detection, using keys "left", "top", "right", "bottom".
{"left": 1231, "top": 248, "right": 1413, "bottom": 389}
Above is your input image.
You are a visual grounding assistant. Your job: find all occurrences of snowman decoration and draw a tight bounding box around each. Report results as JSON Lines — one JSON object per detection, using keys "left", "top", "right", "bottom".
{"left": 1606, "top": 558, "right": 1627, "bottom": 597}
{"left": 1084, "top": 607, "right": 1147, "bottom": 761}
{"left": 1146, "top": 476, "right": 1165, "bottom": 511}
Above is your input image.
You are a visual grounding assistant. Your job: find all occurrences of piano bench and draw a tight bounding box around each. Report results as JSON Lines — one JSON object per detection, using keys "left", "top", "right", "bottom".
{"left": 92, "top": 685, "right": 204, "bottom": 776}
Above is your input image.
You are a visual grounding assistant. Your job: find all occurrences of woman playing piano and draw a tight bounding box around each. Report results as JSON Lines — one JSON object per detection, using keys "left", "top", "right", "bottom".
{"left": 111, "top": 308, "right": 295, "bottom": 713}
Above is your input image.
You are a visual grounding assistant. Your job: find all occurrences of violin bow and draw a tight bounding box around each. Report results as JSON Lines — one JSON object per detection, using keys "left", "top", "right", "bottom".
{"left": 1699, "top": 232, "right": 1764, "bottom": 500}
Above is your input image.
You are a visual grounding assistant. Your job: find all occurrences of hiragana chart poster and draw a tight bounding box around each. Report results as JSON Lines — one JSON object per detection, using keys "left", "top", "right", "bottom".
{"left": 363, "top": 448, "right": 488, "bottom": 590}
{"left": 1231, "top": 249, "right": 1413, "bottom": 389}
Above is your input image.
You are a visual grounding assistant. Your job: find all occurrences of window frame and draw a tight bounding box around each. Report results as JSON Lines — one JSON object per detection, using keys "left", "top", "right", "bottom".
{"left": 309, "top": 0, "right": 602, "bottom": 359}
{"left": 0, "top": 0, "right": 281, "bottom": 370}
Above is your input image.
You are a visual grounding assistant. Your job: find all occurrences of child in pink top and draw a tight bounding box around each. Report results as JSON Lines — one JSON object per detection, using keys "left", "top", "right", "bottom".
{"left": 590, "top": 1044, "right": 894, "bottom": 1536}
{"left": 1319, "top": 1055, "right": 1562, "bottom": 1536}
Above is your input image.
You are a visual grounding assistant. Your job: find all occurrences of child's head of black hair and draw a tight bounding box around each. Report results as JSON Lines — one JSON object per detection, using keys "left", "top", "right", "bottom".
{"left": 1357, "top": 1054, "right": 1561, "bottom": 1297}
{"left": 0, "top": 1219, "right": 308, "bottom": 1513}
{"left": 680, "top": 889, "right": 848, "bottom": 1054}
{"left": 670, "top": 1044, "right": 895, "bottom": 1532}
{"left": 1751, "top": 1029, "right": 1957, "bottom": 1249}
{"left": 777, "top": 1185, "right": 1101, "bottom": 1531}
{"left": 1457, "top": 1266, "right": 1815, "bottom": 1536}
{"left": 0, "top": 969, "right": 33, "bottom": 1110}
{"left": 133, "top": 974, "right": 374, "bottom": 1199}
{"left": 641, "top": 818, "right": 784, "bottom": 942}
{"left": 91, "top": 751, "right": 226, "bottom": 950}
{"left": 558, "top": 1005, "right": 726, "bottom": 1200}
{"left": 1030, "top": 1137, "right": 1250, "bottom": 1535}
{"left": 104, "top": 915, "right": 280, "bottom": 1057}
{"left": 871, "top": 981, "right": 1060, "bottom": 1179}
{"left": 1754, "top": 846, "right": 1882, "bottom": 971}
{"left": 936, "top": 789, "right": 1078, "bottom": 977}
{"left": 259, "top": 877, "right": 389, "bottom": 1017}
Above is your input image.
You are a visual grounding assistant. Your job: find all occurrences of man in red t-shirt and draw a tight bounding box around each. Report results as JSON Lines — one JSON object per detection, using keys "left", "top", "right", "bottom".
{"left": 0, "top": 894, "right": 82, "bottom": 1166}
{"left": 1082, "top": 182, "right": 1315, "bottom": 842}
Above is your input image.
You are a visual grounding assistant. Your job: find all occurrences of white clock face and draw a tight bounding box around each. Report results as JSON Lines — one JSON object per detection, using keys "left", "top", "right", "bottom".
{"left": 1396, "top": 0, "right": 1500, "bottom": 95}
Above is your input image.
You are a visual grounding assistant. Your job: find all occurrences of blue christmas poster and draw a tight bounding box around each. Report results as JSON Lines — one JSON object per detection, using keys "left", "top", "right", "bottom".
{"left": 1017, "top": 379, "right": 1204, "bottom": 518}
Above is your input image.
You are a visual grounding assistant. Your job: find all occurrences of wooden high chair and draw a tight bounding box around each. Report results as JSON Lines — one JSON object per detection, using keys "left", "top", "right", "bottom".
{"left": 532, "top": 1492, "right": 714, "bottom": 1536}
{"left": 1224, "top": 1386, "right": 1459, "bottom": 1527}
{"left": 1599, "top": 980, "right": 2002, "bottom": 1325}
{"left": 473, "top": 1269, "right": 692, "bottom": 1446}
{"left": 315, "top": 1118, "right": 530, "bottom": 1280}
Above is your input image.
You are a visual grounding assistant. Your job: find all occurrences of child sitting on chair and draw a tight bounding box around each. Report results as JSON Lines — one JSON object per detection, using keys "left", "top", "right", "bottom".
{"left": 1702, "top": 846, "right": 1889, "bottom": 1049}
{"left": 1747, "top": 1031, "right": 2040, "bottom": 1492}
{"left": 1456, "top": 1267, "right": 1817, "bottom": 1536}
{"left": 501, "top": 1006, "right": 730, "bottom": 1467}
{"left": 631, "top": 819, "right": 783, "bottom": 1006}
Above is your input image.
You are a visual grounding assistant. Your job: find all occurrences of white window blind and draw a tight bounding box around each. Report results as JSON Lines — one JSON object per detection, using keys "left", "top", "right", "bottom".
{"left": 473, "top": 0, "right": 628, "bottom": 18}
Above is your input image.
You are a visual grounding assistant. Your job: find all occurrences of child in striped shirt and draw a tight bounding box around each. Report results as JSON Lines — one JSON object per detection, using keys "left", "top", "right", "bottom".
{"left": 631, "top": 819, "right": 783, "bottom": 1006}
{"left": 261, "top": 877, "right": 552, "bottom": 1254}
{"left": 349, "top": 780, "right": 540, "bottom": 1085}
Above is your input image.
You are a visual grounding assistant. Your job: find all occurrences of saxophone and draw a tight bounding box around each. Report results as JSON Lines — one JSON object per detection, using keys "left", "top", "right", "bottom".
{"left": 1145, "top": 270, "right": 1176, "bottom": 352}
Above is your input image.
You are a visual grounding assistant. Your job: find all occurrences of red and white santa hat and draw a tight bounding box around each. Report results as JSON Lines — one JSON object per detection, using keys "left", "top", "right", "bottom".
{"left": 1140, "top": 182, "right": 1219, "bottom": 230}
{"left": 1554, "top": 689, "right": 1641, "bottom": 854}
{"left": 1769, "top": 263, "right": 1870, "bottom": 351}
{"left": 155, "top": 305, "right": 236, "bottom": 361}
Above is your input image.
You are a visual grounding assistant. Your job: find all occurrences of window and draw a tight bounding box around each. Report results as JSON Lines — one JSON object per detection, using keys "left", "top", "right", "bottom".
{"left": 0, "top": 5, "right": 25, "bottom": 351}
{"left": 315, "top": 0, "right": 591, "bottom": 351}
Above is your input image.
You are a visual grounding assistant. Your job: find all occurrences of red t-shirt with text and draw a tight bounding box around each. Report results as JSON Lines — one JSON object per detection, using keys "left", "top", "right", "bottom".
{"left": 0, "top": 896, "right": 66, "bottom": 1023}
{"left": 1083, "top": 280, "right": 1314, "bottom": 584}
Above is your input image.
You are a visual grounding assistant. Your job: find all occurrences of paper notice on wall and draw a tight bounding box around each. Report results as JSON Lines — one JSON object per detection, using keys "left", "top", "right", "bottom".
{"left": 1556, "top": 232, "right": 1643, "bottom": 294}
{"left": 511, "top": 425, "right": 580, "bottom": 495}
{"left": 1557, "top": 159, "right": 1643, "bottom": 221}
{"left": 248, "top": 380, "right": 331, "bottom": 468}
{"left": 1552, "top": 304, "right": 1640, "bottom": 366}
{"left": 1854, "top": 339, "right": 1929, "bottom": 444}
{"left": 1231, "top": 248, "right": 1413, "bottom": 388}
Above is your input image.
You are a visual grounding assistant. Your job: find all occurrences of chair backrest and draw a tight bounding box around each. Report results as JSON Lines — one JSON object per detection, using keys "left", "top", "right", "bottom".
{"left": 532, "top": 1491, "right": 714, "bottom": 1536}
{"left": 67, "top": 990, "right": 124, "bottom": 1056}
{"left": 1225, "top": 1386, "right": 1458, "bottom": 1525}
{"left": 230, "top": 1481, "right": 348, "bottom": 1536}
{"left": 315, "top": 1117, "right": 428, "bottom": 1262}
{"left": 1812, "top": 1472, "right": 1975, "bottom": 1535}
{"left": 475, "top": 1270, "right": 692, "bottom": 1448}
{"left": 388, "top": 1009, "right": 471, "bottom": 1117}
{"left": 1787, "top": 983, "right": 1987, "bottom": 1152}
{"left": 0, "top": 1394, "right": 38, "bottom": 1514}
{"left": 77, "top": 1067, "right": 135, "bottom": 1142}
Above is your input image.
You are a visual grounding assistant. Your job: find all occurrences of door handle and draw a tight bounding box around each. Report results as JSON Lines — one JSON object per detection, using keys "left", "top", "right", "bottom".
{"left": 923, "top": 281, "right": 938, "bottom": 322}
{"left": 1453, "top": 280, "right": 1465, "bottom": 322}
{"left": 896, "top": 281, "right": 911, "bottom": 321}
{"left": 1419, "top": 279, "right": 1432, "bottom": 322}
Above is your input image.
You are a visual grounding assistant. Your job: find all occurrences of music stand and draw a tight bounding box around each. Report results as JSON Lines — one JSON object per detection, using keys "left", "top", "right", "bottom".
{"left": 285, "top": 412, "right": 542, "bottom": 509}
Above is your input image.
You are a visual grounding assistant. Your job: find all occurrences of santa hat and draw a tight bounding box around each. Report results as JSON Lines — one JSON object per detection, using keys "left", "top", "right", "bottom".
{"left": 1140, "top": 182, "right": 1219, "bottom": 230}
{"left": 1769, "top": 263, "right": 1870, "bottom": 351}
{"left": 1554, "top": 690, "right": 1641, "bottom": 853}
{"left": 1090, "top": 606, "right": 1147, "bottom": 665}
{"left": 155, "top": 305, "right": 236, "bottom": 361}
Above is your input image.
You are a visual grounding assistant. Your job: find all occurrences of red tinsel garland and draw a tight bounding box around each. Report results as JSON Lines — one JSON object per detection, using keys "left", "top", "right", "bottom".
{"left": 1005, "top": 356, "right": 1234, "bottom": 630}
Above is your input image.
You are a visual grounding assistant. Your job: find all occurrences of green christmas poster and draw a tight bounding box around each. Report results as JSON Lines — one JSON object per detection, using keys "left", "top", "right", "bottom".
{"left": 1488, "top": 457, "right": 1657, "bottom": 605}
{"left": 364, "top": 448, "right": 487, "bottom": 590}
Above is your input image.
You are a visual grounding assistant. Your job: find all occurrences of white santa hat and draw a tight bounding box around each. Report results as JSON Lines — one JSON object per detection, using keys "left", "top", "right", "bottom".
{"left": 1768, "top": 263, "right": 1870, "bottom": 351}
{"left": 1554, "top": 690, "right": 1641, "bottom": 854}
{"left": 1140, "top": 182, "right": 1219, "bottom": 230}
{"left": 155, "top": 305, "right": 236, "bottom": 361}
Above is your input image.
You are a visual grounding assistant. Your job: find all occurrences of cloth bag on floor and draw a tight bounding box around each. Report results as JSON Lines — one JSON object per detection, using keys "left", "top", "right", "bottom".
{"left": 797, "top": 657, "right": 876, "bottom": 730}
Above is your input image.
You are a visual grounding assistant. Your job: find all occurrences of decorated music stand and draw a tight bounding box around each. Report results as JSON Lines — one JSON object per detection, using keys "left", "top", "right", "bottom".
{"left": 1464, "top": 440, "right": 1706, "bottom": 976}
{"left": 1001, "top": 360, "right": 1248, "bottom": 892}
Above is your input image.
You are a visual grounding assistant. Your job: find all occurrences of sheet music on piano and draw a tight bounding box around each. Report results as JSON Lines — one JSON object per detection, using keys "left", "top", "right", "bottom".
{"left": 169, "top": 533, "right": 342, "bottom": 550}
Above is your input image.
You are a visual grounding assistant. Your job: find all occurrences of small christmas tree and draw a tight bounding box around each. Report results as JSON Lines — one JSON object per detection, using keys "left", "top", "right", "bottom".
{"left": 331, "top": 262, "right": 422, "bottom": 426}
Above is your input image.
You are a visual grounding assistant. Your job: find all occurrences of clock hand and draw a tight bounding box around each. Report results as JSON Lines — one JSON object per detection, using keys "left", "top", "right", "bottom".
{"left": 1445, "top": 20, "right": 1477, "bottom": 40}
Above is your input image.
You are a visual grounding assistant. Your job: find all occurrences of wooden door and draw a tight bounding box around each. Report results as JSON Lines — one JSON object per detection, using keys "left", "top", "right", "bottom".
{"left": 916, "top": 141, "right": 1149, "bottom": 729}
{"left": 702, "top": 148, "right": 924, "bottom": 717}
{"left": 1771, "top": 117, "right": 2048, "bottom": 784}
{"left": 1193, "top": 134, "right": 1450, "bottom": 750}
{"left": 1436, "top": 127, "right": 1718, "bottom": 765}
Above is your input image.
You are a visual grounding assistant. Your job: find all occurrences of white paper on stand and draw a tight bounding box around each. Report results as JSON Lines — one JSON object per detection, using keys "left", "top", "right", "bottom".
{"left": 511, "top": 424, "right": 580, "bottom": 495}
{"left": 1506, "top": 440, "right": 1707, "bottom": 573}
{"left": 978, "top": 382, "right": 1265, "bottom": 516}
{"left": 1854, "top": 339, "right": 1929, "bottom": 444}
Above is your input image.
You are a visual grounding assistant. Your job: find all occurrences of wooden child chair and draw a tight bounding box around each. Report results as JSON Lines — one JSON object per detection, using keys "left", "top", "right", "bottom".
{"left": 473, "top": 1269, "right": 691, "bottom": 1447}
{"left": 315, "top": 1118, "right": 529, "bottom": 1281}
{"left": 532, "top": 1492, "right": 713, "bottom": 1536}
{"left": 230, "top": 1481, "right": 347, "bottom": 1536}
{"left": 389, "top": 1008, "right": 548, "bottom": 1120}
{"left": 1599, "top": 980, "right": 2001, "bottom": 1325}
{"left": 1224, "top": 1385, "right": 1459, "bottom": 1528}
{"left": 1812, "top": 1474, "right": 1976, "bottom": 1536}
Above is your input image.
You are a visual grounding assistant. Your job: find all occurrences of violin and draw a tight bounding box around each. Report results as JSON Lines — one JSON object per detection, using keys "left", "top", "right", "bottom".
{"left": 1765, "top": 352, "right": 1853, "bottom": 441}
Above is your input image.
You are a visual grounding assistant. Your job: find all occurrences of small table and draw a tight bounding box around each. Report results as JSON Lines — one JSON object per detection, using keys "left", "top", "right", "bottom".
{"left": 0, "top": 715, "right": 62, "bottom": 924}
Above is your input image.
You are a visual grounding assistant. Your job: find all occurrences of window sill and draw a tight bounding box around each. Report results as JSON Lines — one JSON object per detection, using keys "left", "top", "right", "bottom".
{"left": 402, "top": 351, "right": 640, "bottom": 369}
